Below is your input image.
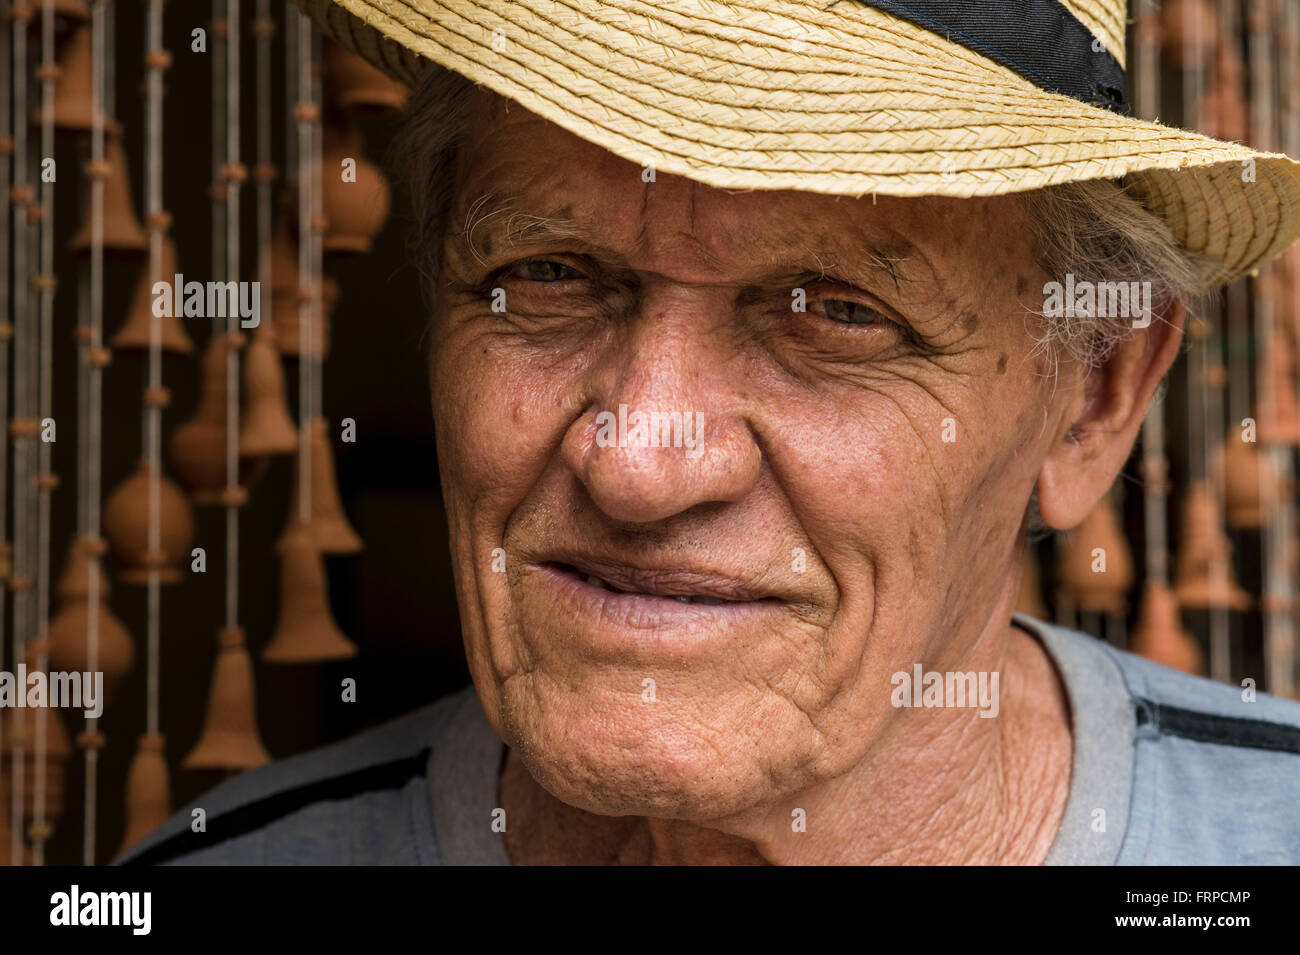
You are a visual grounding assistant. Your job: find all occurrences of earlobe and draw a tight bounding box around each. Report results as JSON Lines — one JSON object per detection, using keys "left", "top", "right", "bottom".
{"left": 1034, "top": 298, "right": 1187, "bottom": 531}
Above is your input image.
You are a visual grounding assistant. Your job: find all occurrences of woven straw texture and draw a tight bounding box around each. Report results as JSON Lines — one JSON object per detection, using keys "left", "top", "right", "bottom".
{"left": 295, "top": 0, "right": 1300, "bottom": 290}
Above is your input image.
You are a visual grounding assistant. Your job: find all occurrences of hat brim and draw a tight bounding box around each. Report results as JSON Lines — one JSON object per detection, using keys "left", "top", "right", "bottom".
{"left": 297, "top": 0, "right": 1300, "bottom": 290}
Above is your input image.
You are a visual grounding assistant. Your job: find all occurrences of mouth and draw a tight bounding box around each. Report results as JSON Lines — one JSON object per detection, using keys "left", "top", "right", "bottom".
{"left": 517, "top": 557, "right": 795, "bottom": 654}
{"left": 541, "top": 560, "right": 778, "bottom": 606}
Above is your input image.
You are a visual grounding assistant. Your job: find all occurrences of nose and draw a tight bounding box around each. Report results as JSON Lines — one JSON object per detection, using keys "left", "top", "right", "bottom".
{"left": 560, "top": 284, "right": 762, "bottom": 524}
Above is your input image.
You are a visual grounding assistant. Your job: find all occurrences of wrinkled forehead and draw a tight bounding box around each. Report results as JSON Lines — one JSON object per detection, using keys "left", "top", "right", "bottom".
{"left": 448, "top": 89, "right": 1041, "bottom": 297}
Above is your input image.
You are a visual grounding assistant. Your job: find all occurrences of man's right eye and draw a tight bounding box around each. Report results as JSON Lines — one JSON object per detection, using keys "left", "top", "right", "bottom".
{"left": 509, "top": 259, "right": 583, "bottom": 282}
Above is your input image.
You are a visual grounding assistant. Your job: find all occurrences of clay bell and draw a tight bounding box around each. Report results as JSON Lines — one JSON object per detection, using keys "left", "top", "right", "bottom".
{"left": 274, "top": 273, "right": 338, "bottom": 359}
{"left": 1254, "top": 326, "right": 1300, "bottom": 446}
{"left": 1015, "top": 545, "right": 1049, "bottom": 620}
{"left": 1173, "top": 480, "right": 1251, "bottom": 610}
{"left": 279, "top": 417, "right": 363, "bottom": 554}
{"left": 70, "top": 131, "right": 148, "bottom": 253}
{"left": 1057, "top": 494, "right": 1134, "bottom": 615}
{"left": 1199, "top": 46, "right": 1248, "bottom": 144}
{"left": 44, "top": 535, "right": 135, "bottom": 704}
{"left": 1160, "top": 0, "right": 1218, "bottom": 71}
{"left": 103, "top": 459, "right": 195, "bottom": 583}
{"left": 1130, "top": 580, "right": 1203, "bottom": 675}
{"left": 324, "top": 40, "right": 410, "bottom": 112}
{"left": 183, "top": 627, "right": 271, "bottom": 771}
{"left": 31, "top": 23, "right": 105, "bottom": 132}
{"left": 112, "top": 235, "right": 196, "bottom": 354}
{"left": 317, "top": 119, "right": 390, "bottom": 254}
{"left": 0, "top": 704, "right": 72, "bottom": 831}
{"left": 239, "top": 329, "right": 298, "bottom": 457}
{"left": 1215, "top": 432, "right": 1279, "bottom": 528}
{"left": 263, "top": 222, "right": 339, "bottom": 359}
{"left": 170, "top": 335, "right": 265, "bottom": 504}
{"left": 116, "top": 733, "right": 171, "bottom": 858}
{"left": 263, "top": 521, "right": 358, "bottom": 663}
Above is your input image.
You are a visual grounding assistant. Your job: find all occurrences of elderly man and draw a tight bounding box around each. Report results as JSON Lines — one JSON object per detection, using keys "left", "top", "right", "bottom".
{"left": 123, "top": 0, "right": 1300, "bottom": 865}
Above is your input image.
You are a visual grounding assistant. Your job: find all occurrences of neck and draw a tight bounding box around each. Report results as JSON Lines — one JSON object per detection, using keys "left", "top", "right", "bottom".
{"left": 501, "top": 614, "right": 1072, "bottom": 865}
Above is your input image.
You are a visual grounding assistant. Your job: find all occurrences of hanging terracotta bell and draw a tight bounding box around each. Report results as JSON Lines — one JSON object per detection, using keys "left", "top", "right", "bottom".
{"left": 1057, "top": 494, "right": 1134, "bottom": 615}
{"left": 1015, "top": 544, "right": 1049, "bottom": 620}
{"left": 70, "top": 131, "right": 148, "bottom": 253}
{"left": 0, "top": 704, "right": 72, "bottom": 830}
{"left": 170, "top": 335, "right": 264, "bottom": 504}
{"left": 1173, "top": 479, "right": 1252, "bottom": 610}
{"left": 257, "top": 220, "right": 293, "bottom": 343}
{"left": 317, "top": 118, "right": 390, "bottom": 254}
{"left": 238, "top": 329, "right": 298, "bottom": 457}
{"left": 44, "top": 535, "right": 135, "bottom": 705}
{"left": 55, "top": 533, "right": 109, "bottom": 600}
{"left": 1130, "top": 580, "right": 1204, "bottom": 675}
{"left": 111, "top": 235, "right": 196, "bottom": 354}
{"left": 1200, "top": 46, "right": 1248, "bottom": 144}
{"left": 183, "top": 627, "right": 271, "bottom": 771}
{"left": 1255, "top": 324, "right": 1300, "bottom": 446}
{"left": 103, "top": 459, "right": 195, "bottom": 584}
{"left": 1216, "top": 431, "right": 1279, "bottom": 528}
{"left": 324, "top": 40, "right": 410, "bottom": 112}
{"left": 1261, "top": 528, "right": 1300, "bottom": 618}
{"left": 263, "top": 521, "right": 358, "bottom": 663}
{"left": 1160, "top": 0, "right": 1218, "bottom": 71}
{"left": 278, "top": 417, "right": 363, "bottom": 554}
{"left": 275, "top": 273, "right": 338, "bottom": 360}
{"left": 31, "top": 23, "right": 104, "bottom": 132}
{"left": 116, "top": 733, "right": 171, "bottom": 858}
{"left": 263, "top": 216, "right": 341, "bottom": 358}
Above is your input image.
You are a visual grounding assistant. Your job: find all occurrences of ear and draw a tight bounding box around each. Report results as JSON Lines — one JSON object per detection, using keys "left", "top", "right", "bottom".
{"left": 1035, "top": 297, "right": 1187, "bottom": 530}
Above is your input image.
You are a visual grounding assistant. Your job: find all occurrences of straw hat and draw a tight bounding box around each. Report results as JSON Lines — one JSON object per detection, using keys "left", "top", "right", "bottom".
{"left": 294, "top": 0, "right": 1300, "bottom": 290}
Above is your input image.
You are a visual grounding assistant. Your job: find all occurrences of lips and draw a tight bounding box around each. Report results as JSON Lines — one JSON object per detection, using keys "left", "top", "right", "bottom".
{"left": 517, "top": 556, "right": 791, "bottom": 655}
{"left": 581, "top": 571, "right": 726, "bottom": 606}
{"left": 542, "top": 559, "right": 775, "bottom": 605}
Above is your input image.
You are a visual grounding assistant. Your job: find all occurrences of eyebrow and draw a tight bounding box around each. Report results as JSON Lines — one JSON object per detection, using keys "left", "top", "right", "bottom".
{"left": 453, "top": 189, "right": 920, "bottom": 292}
{"left": 457, "top": 191, "right": 591, "bottom": 267}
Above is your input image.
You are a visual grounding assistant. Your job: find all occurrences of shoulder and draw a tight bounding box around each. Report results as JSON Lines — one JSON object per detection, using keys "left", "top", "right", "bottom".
{"left": 1099, "top": 634, "right": 1300, "bottom": 863}
{"left": 1024, "top": 615, "right": 1300, "bottom": 864}
{"left": 116, "top": 686, "right": 478, "bottom": 866}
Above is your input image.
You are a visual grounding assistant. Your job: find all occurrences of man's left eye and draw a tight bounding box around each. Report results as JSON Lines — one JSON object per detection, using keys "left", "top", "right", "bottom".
{"left": 512, "top": 259, "right": 582, "bottom": 282}
{"left": 816, "top": 298, "right": 887, "bottom": 326}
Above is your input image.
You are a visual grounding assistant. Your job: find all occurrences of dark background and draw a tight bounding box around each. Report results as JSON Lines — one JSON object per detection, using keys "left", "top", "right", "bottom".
{"left": 29, "top": 2, "right": 469, "bottom": 866}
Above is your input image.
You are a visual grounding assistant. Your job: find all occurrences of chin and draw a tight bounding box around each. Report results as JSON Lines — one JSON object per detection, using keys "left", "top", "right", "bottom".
{"left": 498, "top": 675, "right": 784, "bottom": 821}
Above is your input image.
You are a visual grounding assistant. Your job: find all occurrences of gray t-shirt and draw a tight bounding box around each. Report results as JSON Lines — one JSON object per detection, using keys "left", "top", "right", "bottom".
{"left": 118, "top": 613, "right": 1300, "bottom": 865}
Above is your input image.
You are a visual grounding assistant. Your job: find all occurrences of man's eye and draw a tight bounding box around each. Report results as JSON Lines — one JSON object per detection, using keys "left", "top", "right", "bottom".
{"left": 511, "top": 259, "right": 583, "bottom": 282}
{"left": 815, "top": 298, "right": 887, "bottom": 326}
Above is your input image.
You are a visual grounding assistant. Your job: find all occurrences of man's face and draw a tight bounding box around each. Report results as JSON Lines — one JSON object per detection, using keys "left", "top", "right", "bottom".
{"left": 429, "top": 91, "right": 1066, "bottom": 820}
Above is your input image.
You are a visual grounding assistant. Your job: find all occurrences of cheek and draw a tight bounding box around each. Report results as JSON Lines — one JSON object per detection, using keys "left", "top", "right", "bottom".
{"left": 766, "top": 384, "right": 969, "bottom": 572}
{"left": 766, "top": 366, "right": 1038, "bottom": 646}
{"left": 430, "top": 334, "right": 578, "bottom": 517}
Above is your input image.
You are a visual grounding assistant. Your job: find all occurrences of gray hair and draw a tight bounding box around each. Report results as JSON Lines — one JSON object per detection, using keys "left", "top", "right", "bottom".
{"left": 388, "top": 65, "right": 479, "bottom": 299}
{"left": 393, "top": 65, "right": 1213, "bottom": 370}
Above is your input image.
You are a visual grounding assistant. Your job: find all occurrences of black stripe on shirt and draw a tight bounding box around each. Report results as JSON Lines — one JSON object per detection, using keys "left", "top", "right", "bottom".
{"left": 119, "top": 747, "right": 432, "bottom": 867}
{"left": 1136, "top": 700, "right": 1300, "bottom": 755}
